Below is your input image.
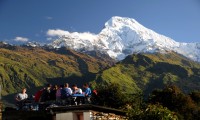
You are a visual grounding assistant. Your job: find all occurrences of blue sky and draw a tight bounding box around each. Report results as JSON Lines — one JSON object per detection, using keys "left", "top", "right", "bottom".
{"left": 0, "top": 0, "right": 200, "bottom": 44}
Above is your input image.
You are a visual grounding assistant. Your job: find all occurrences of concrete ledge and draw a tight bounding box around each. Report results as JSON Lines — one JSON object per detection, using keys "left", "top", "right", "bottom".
{"left": 46, "top": 104, "right": 127, "bottom": 116}
{"left": 3, "top": 104, "right": 127, "bottom": 120}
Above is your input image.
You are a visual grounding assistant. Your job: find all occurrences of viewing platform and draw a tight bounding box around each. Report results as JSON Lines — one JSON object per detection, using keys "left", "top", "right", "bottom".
{"left": 3, "top": 104, "right": 127, "bottom": 120}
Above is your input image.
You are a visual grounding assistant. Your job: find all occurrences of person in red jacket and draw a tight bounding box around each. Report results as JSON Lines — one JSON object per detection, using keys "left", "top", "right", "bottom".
{"left": 34, "top": 88, "right": 44, "bottom": 102}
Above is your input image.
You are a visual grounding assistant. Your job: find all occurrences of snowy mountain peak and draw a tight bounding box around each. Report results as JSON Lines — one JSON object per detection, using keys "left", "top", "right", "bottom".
{"left": 25, "top": 42, "right": 41, "bottom": 47}
{"left": 105, "top": 16, "right": 138, "bottom": 28}
{"left": 49, "top": 16, "right": 200, "bottom": 62}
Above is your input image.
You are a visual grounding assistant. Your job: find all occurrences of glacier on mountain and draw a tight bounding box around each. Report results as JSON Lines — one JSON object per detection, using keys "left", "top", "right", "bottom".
{"left": 49, "top": 16, "right": 200, "bottom": 62}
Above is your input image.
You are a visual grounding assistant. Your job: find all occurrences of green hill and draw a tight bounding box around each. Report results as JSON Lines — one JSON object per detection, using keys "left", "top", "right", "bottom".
{"left": 2, "top": 43, "right": 200, "bottom": 107}
{"left": 95, "top": 52, "right": 200, "bottom": 95}
{"left": 0, "top": 45, "right": 114, "bottom": 105}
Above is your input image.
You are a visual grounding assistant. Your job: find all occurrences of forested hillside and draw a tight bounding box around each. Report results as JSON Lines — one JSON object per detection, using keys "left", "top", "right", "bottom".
{"left": 95, "top": 52, "right": 200, "bottom": 95}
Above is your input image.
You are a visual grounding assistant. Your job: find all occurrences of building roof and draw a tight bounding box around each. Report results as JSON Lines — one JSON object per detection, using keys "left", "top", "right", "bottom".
{"left": 46, "top": 104, "right": 127, "bottom": 116}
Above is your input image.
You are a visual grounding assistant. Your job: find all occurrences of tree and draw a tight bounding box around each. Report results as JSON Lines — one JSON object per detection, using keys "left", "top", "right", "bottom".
{"left": 127, "top": 104, "right": 178, "bottom": 120}
{"left": 190, "top": 91, "right": 200, "bottom": 106}
{"left": 93, "top": 82, "right": 137, "bottom": 109}
{"left": 148, "top": 85, "right": 200, "bottom": 120}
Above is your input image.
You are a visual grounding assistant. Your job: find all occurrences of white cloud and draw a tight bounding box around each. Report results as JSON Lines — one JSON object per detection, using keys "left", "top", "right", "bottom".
{"left": 73, "top": 32, "right": 97, "bottom": 41}
{"left": 45, "top": 16, "right": 53, "bottom": 20}
{"left": 14, "top": 37, "right": 29, "bottom": 42}
{"left": 47, "top": 29, "right": 69, "bottom": 37}
{"left": 46, "top": 29, "right": 97, "bottom": 41}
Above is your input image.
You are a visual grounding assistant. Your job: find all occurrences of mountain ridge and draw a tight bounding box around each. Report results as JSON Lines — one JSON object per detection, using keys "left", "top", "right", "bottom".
{"left": 49, "top": 16, "right": 200, "bottom": 62}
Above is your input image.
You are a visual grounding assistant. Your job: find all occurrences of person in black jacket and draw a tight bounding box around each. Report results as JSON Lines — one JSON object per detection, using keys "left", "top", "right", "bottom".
{"left": 39, "top": 84, "right": 52, "bottom": 102}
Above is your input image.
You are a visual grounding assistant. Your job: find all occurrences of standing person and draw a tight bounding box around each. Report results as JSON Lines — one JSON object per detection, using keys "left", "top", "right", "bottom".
{"left": 83, "top": 83, "right": 92, "bottom": 104}
{"left": 15, "top": 88, "right": 28, "bottom": 110}
{"left": 72, "top": 84, "right": 83, "bottom": 105}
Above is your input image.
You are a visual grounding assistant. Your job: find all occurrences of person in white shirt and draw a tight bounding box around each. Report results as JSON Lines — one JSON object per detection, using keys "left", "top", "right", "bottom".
{"left": 15, "top": 88, "right": 28, "bottom": 110}
{"left": 72, "top": 84, "right": 82, "bottom": 105}
{"left": 72, "top": 84, "right": 82, "bottom": 94}
{"left": 15, "top": 88, "right": 28, "bottom": 101}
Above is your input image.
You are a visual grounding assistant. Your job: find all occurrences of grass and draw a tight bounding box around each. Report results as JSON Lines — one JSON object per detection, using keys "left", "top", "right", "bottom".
{"left": 95, "top": 53, "right": 200, "bottom": 95}
{"left": 0, "top": 47, "right": 112, "bottom": 97}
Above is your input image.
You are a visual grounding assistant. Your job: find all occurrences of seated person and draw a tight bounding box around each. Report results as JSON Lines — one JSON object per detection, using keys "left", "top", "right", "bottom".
{"left": 61, "top": 83, "right": 72, "bottom": 105}
{"left": 34, "top": 88, "right": 44, "bottom": 102}
{"left": 62, "top": 83, "right": 72, "bottom": 98}
{"left": 72, "top": 84, "right": 82, "bottom": 105}
{"left": 15, "top": 88, "right": 28, "bottom": 110}
{"left": 72, "top": 84, "right": 82, "bottom": 94}
{"left": 83, "top": 83, "right": 92, "bottom": 104}
{"left": 56, "top": 85, "right": 63, "bottom": 101}
{"left": 50, "top": 84, "right": 58, "bottom": 101}
{"left": 39, "top": 84, "right": 52, "bottom": 102}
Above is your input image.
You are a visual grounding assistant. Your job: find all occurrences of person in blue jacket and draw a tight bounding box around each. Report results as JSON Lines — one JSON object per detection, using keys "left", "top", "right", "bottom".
{"left": 83, "top": 83, "right": 92, "bottom": 104}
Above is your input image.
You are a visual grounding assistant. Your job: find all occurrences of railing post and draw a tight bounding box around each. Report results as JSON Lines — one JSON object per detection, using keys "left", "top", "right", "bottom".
{"left": 0, "top": 101, "right": 2, "bottom": 120}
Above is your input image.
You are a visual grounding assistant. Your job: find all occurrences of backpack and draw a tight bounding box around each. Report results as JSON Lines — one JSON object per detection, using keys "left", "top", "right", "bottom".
{"left": 61, "top": 88, "right": 70, "bottom": 99}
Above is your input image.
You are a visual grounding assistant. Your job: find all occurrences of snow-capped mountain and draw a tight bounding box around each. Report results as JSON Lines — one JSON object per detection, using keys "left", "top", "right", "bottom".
{"left": 49, "top": 16, "right": 200, "bottom": 62}
{"left": 25, "top": 42, "right": 41, "bottom": 47}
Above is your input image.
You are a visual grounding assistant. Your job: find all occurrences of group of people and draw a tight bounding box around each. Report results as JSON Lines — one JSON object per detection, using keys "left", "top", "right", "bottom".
{"left": 15, "top": 83, "right": 92, "bottom": 110}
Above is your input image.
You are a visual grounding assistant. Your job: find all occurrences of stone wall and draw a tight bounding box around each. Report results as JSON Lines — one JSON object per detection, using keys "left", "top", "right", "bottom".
{"left": 3, "top": 111, "right": 53, "bottom": 120}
